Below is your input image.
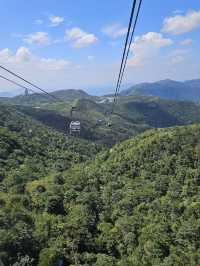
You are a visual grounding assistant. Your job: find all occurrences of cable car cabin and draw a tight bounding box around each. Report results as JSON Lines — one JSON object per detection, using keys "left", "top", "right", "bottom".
{"left": 69, "top": 121, "right": 81, "bottom": 135}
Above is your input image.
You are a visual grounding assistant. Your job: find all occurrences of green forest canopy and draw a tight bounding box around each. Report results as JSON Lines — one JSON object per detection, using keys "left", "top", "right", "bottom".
{"left": 0, "top": 117, "right": 200, "bottom": 265}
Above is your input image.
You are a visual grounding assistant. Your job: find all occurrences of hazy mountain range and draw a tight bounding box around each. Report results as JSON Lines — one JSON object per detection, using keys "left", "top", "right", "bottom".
{"left": 121, "top": 79, "right": 200, "bottom": 102}
{"left": 1, "top": 78, "right": 200, "bottom": 102}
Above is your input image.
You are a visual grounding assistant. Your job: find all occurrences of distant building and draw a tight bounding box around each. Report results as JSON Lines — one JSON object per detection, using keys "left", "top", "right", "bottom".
{"left": 24, "top": 88, "right": 29, "bottom": 96}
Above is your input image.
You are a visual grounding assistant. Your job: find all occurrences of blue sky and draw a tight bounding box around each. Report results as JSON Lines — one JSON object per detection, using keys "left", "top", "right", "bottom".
{"left": 0, "top": 0, "right": 199, "bottom": 95}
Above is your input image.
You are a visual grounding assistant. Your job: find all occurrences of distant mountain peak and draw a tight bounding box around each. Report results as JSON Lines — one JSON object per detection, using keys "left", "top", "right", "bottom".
{"left": 121, "top": 79, "right": 200, "bottom": 102}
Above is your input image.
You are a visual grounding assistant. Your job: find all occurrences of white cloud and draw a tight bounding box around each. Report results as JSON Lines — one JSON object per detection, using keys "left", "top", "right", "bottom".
{"left": 0, "top": 47, "right": 70, "bottom": 71}
{"left": 53, "top": 39, "right": 63, "bottom": 44}
{"left": 49, "top": 15, "right": 64, "bottom": 27}
{"left": 102, "top": 23, "right": 127, "bottom": 38}
{"left": 133, "top": 32, "right": 173, "bottom": 47}
{"left": 109, "top": 41, "right": 119, "bottom": 47}
{"left": 35, "top": 19, "right": 43, "bottom": 25}
{"left": 0, "top": 47, "right": 32, "bottom": 63}
{"left": 128, "top": 32, "right": 173, "bottom": 66}
{"left": 15, "top": 47, "right": 32, "bottom": 62}
{"left": 173, "top": 10, "right": 184, "bottom": 15}
{"left": 0, "top": 48, "right": 13, "bottom": 60}
{"left": 23, "top": 32, "right": 51, "bottom": 45}
{"left": 162, "top": 10, "right": 200, "bottom": 35}
{"left": 180, "top": 38, "right": 193, "bottom": 46}
{"left": 39, "top": 58, "right": 70, "bottom": 70}
{"left": 65, "top": 27, "right": 98, "bottom": 48}
{"left": 88, "top": 56, "right": 94, "bottom": 61}
{"left": 171, "top": 56, "right": 184, "bottom": 64}
{"left": 169, "top": 49, "right": 188, "bottom": 64}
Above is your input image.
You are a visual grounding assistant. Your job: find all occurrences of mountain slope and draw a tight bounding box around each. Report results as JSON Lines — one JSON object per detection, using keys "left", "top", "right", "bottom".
{"left": 10, "top": 95, "right": 200, "bottom": 147}
{"left": 122, "top": 79, "right": 200, "bottom": 102}
{"left": 0, "top": 103, "right": 102, "bottom": 180}
{"left": 58, "top": 124, "right": 200, "bottom": 265}
{"left": 1, "top": 123, "right": 200, "bottom": 265}
{"left": 115, "top": 95, "right": 200, "bottom": 126}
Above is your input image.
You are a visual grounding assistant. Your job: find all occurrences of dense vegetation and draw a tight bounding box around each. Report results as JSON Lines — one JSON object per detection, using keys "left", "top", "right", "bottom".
{"left": 1, "top": 116, "right": 200, "bottom": 265}
{"left": 115, "top": 95, "right": 200, "bottom": 127}
{"left": 0, "top": 103, "right": 102, "bottom": 189}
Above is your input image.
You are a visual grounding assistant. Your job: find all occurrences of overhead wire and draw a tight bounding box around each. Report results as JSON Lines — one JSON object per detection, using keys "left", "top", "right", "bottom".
{"left": 117, "top": 0, "right": 143, "bottom": 95}
{"left": 0, "top": 74, "right": 39, "bottom": 95}
{"left": 111, "top": 0, "right": 143, "bottom": 114}
{"left": 0, "top": 75, "right": 68, "bottom": 136}
{"left": 0, "top": 74, "right": 59, "bottom": 102}
{"left": 112, "top": 0, "right": 137, "bottom": 107}
{"left": 0, "top": 69, "right": 74, "bottom": 136}
{"left": 0, "top": 65, "right": 64, "bottom": 103}
{"left": 0, "top": 0, "right": 143, "bottom": 124}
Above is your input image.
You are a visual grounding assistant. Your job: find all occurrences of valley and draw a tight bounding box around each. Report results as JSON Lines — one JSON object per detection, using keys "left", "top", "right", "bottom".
{"left": 1, "top": 88, "right": 200, "bottom": 146}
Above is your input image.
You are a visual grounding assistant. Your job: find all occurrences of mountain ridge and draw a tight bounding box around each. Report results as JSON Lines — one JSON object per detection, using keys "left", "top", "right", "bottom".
{"left": 1, "top": 79, "right": 200, "bottom": 102}
{"left": 121, "top": 79, "right": 200, "bottom": 102}
{"left": 0, "top": 88, "right": 93, "bottom": 105}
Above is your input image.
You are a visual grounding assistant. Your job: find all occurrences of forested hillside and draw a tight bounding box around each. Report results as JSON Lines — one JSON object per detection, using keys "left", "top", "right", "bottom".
{"left": 115, "top": 96, "right": 200, "bottom": 127}
{"left": 1, "top": 122, "right": 200, "bottom": 265}
{"left": 0, "top": 103, "right": 102, "bottom": 181}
